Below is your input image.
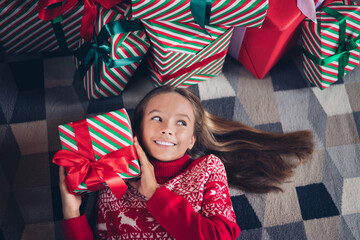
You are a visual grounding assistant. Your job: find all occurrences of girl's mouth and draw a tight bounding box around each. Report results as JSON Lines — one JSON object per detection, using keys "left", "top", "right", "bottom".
{"left": 154, "top": 140, "right": 176, "bottom": 146}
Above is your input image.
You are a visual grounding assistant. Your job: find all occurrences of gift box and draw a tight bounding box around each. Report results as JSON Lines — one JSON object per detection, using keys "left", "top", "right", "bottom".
{"left": 142, "top": 20, "right": 233, "bottom": 87}
{"left": 0, "top": 0, "right": 124, "bottom": 54}
{"left": 53, "top": 109, "right": 140, "bottom": 199}
{"left": 74, "top": 2, "right": 150, "bottom": 99}
{"left": 302, "top": 0, "right": 360, "bottom": 89}
{"left": 132, "top": 0, "right": 268, "bottom": 29}
{"left": 233, "top": 0, "right": 321, "bottom": 79}
{"left": 0, "top": 0, "right": 83, "bottom": 54}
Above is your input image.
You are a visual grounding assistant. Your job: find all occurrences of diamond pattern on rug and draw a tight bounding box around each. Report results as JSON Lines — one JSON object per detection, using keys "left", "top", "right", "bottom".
{"left": 312, "top": 85, "right": 353, "bottom": 116}
{"left": 0, "top": 106, "right": 6, "bottom": 125}
{"left": 342, "top": 213, "right": 360, "bottom": 240}
{"left": 198, "top": 73, "right": 236, "bottom": 101}
{"left": 293, "top": 149, "right": 324, "bottom": 187}
{"left": 231, "top": 195, "right": 262, "bottom": 231}
{"left": 202, "top": 97, "right": 236, "bottom": 121}
{"left": 341, "top": 178, "right": 360, "bottom": 215}
{"left": 296, "top": 183, "right": 340, "bottom": 220}
{"left": 43, "top": 56, "right": 76, "bottom": 88}
{"left": 9, "top": 59, "right": 44, "bottom": 91}
{"left": 10, "top": 121, "right": 48, "bottom": 155}
{"left": 10, "top": 89, "right": 46, "bottom": 123}
{"left": 308, "top": 91, "right": 327, "bottom": 147}
{"left": 265, "top": 221, "right": 307, "bottom": 240}
{"left": 270, "top": 59, "right": 310, "bottom": 91}
{"left": 326, "top": 114, "right": 360, "bottom": 148}
{"left": 86, "top": 96, "right": 124, "bottom": 116}
{"left": 345, "top": 82, "right": 360, "bottom": 112}
{"left": 328, "top": 144, "right": 360, "bottom": 178}
{"left": 303, "top": 216, "right": 341, "bottom": 240}
{"left": 340, "top": 215, "right": 358, "bottom": 240}
{"left": 322, "top": 151, "right": 344, "bottom": 213}
{"left": 255, "top": 122, "right": 283, "bottom": 133}
{"left": 236, "top": 69, "right": 280, "bottom": 125}
{"left": 236, "top": 227, "right": 262, "bottom": 240}
{"left": 45, "top": 86, "right": 85, "bottom": 120}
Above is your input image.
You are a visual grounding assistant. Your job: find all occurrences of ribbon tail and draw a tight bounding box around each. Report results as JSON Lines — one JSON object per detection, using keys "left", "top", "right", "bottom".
{"left": 102, "top": 172, "right": 128, "bottom": 199}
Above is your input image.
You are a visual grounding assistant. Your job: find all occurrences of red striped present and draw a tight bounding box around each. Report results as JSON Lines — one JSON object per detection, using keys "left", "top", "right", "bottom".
{"left": 74, "top": 2, "right": 150, "bottom": 99}
{"left": 53, "top": 109, "right": 140, "bottom": 199}
{"left": 0, "top": 0, "right": 82, "bottom": 54}
{"left": 143, "top": 20, "right": 233, "bottom": 87}
{"left": 132, "top": 0, "right": 268, "bottom": 28}
{"left": 302, "top": 0, "right": 360, "bottom": 89}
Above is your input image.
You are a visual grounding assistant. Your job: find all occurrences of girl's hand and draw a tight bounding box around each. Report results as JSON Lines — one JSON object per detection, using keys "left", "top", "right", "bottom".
{"left": 128, "top": 137, "right": 158, "bottom": 199}
{"left": 59, "top": 166, "right": 82, "bottom": 219}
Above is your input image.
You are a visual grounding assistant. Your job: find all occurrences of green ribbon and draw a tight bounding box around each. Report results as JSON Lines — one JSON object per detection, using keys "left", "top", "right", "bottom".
{"left": 190, "top": 0, "right": 212, "bottom": 36}
{"left": 48, "top": 2, "right": 69, "bottom": 52}
{"left": 74, "top": 20, "right": 144, "bottom": 86}
{"left": 303, "top": 7, "right": 360, "bottom": 80}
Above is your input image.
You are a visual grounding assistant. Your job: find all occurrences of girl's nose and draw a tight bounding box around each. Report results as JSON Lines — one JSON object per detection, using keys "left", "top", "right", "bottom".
{"left": 161, "top": 130, "right": 173, "bottom": 135}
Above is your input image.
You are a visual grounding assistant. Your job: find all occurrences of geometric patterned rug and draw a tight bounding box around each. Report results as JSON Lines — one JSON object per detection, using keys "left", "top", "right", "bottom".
{"left": 0, "top": 40, "right": 359, "bottom": 239}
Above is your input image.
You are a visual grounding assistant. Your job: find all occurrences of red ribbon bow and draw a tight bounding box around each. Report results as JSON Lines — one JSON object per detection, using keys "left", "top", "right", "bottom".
{"left": 38, "top": 0, "right": 123, "bottom": 41}
{"left": 53, "top": 119, "right": 138, "bottom": 199}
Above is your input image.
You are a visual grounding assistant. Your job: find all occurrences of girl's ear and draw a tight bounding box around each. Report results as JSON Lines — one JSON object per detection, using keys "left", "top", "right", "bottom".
{"left": 188, "top": 135, "right": 196, "bottom": 150}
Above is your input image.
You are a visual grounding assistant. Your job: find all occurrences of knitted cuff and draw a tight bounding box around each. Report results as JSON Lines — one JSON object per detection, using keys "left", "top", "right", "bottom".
{"left": 62, "top": 214, "right": 93, "bottom": 239}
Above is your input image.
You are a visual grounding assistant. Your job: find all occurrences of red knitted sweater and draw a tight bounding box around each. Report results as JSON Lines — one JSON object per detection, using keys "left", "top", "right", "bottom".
{"left": 62, "top": 154, "right": 241, "bottom": 239}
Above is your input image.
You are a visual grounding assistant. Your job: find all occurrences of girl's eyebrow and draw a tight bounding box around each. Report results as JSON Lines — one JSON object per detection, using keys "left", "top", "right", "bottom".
{"left": 148, "top": 109, "right": 191, "bottom": 121}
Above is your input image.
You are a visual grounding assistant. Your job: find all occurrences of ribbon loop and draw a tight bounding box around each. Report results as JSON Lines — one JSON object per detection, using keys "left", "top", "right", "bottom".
{"left": 190, "top": 0, "right": 212, "bottom": 36}
{"left": 53, "top": 145, "right": 137, "bottom": 199}
{"left": 75, "top": 19, "right": 145, "bottom": 85}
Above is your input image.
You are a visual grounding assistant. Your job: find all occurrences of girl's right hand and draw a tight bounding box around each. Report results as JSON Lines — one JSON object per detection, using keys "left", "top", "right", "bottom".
{"left": 59, "top": 166, "right": 82, "bottom": 220}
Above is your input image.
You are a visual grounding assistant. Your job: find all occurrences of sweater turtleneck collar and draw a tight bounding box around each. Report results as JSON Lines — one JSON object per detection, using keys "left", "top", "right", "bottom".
{"left": 150, "top": 154, "right": 190, "bottom": 183}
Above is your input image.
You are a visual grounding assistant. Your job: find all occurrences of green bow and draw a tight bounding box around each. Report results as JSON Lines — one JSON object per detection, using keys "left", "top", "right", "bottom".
{"left": 190, "top": 0, "right": 212, "bottom": 35}
{"left": 303, "top": 7, "right": 360, "bottom": 81}
{"left": 74, "top": 20, "right": 144, "bottom": 86}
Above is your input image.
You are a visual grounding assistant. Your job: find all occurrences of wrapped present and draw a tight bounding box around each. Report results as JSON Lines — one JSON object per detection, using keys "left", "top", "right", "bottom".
{"left": 0, "top": 0, "right": 82, "bottom": 54}
{"left": 232, "top": 0, "right": 322, "bottom": 79}
{"left": 302, "top": 0, "right": 360, "bottom": 89}
{"left": 74, "top": 2, "right": 150, "bottom": 99}
{"left": 142, "top": 20, "right": 233, "bottom": 87}
{"left": 132, "top": 0, "right": 269, "bottom": 29}
{"left": 53, "top": 109, "right": 140, "bottom": 199}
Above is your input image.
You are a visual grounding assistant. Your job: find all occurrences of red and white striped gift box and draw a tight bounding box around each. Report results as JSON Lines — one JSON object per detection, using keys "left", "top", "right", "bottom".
{"left": 132, "top": 0, "right": 268, "bottom": 28}
{"left": 143, "top": 20, "right": 233, "bottom": 87}
{"left": 302, "top": 0, "right": 360, "bottom": 89}
{"left": 74, "top": 2, "right": 150, "bottom": 99}
{"left": 0, "top": 0, "right": 82, "bottom": 54}
{"left": 56, "top": 108, "right": 140, "bottom": 195}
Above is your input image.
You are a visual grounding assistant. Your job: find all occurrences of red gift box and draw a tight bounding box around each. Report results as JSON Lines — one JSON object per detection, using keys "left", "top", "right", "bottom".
{"left": 236, "top": 0, "right": 320, "bottom": 79}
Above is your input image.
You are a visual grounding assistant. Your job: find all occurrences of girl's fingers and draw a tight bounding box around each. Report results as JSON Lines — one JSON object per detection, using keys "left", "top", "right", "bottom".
{"left": 134, "top": 136, "right": 149, "bottom": 165}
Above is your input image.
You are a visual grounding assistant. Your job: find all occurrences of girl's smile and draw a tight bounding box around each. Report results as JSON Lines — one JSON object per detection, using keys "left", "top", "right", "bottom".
{"left": 140, "top": 92, "right": 196, "bottom": 162}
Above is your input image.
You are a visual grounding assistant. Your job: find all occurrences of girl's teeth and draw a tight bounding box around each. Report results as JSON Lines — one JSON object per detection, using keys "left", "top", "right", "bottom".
{"left": 156, "top": 141, "right": 175, "bottom": 146}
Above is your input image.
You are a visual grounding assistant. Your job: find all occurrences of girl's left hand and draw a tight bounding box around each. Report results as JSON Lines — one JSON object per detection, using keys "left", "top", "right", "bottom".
{"left": 128, "top": 136, "right": 158, "bottom": 199}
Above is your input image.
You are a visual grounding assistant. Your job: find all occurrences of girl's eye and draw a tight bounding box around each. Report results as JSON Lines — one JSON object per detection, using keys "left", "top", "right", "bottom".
{"left": 177, "top": 120, "right": 187, "bottom": 126}
{"left": 151, "top": 116, "right": 161, "bottom": 122}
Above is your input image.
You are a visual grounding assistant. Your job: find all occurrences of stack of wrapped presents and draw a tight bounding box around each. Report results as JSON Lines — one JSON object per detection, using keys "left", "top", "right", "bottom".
{"left": 2, "top": 0, "right": 359, "bottom": 99}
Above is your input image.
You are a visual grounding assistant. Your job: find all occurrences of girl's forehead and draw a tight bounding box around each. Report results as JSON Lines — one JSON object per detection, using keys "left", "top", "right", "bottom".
{"left": 145, "top": 92, "right": 195, "bottom": 117}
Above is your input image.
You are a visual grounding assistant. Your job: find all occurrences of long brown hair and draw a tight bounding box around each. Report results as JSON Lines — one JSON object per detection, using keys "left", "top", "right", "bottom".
{"left": 132, "top": 86, "right": 314, "bottom": 193}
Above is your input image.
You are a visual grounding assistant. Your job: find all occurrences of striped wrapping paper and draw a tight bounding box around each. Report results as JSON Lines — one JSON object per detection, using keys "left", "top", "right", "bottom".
{"left": 132, "top": 0, "right": 268, "bottom": 28}
{"left": 302, "top": 0, "right": 360, "bottom": 89}
{"left": 0, "top": 0, "right": 82, "bottom": 54}
{"left": 143, "top": 20, "right": 233, "bottom": 87}
{"left": 58, "top": 109, "right": 140, "bottom": 194}
{"left": 74, "top": 2, "right": 150, "bottom": 99}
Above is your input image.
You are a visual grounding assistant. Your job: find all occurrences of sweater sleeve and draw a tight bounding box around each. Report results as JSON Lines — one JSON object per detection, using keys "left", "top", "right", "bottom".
{"left": 62, "top": 215, "right": 93, "bottom": 240}
{"left": 146, "top": 156, "right": 241, "bottom": 240}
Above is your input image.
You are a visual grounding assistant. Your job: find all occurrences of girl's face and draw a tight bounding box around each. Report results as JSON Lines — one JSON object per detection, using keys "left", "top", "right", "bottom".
{"left": 140, "top": 92, "right": 196, "bottom": 161}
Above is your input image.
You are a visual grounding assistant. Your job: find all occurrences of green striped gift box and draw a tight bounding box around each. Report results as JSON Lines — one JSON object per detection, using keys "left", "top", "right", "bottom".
{"left": 302, "top": 0, "right": 360, "bottom": 90}
{"left": 0, "top": 0, "right": 82, "bottom": 54}
{"left": 74, "top": 2, "right": 150, "bottom": 99}
{"left": 132, "top": 0, "right": 268, "bottom": 28}
{"left": 143, "top": 20, "right": 233, "bottom": 87}
{"left": 58, "top": 109, "right": 140, "bottom": 194}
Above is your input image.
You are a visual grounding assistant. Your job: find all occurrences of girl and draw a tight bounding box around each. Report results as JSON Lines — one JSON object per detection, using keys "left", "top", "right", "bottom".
{"left": 60, "top": 86, "right": 314, "bottom": 240}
